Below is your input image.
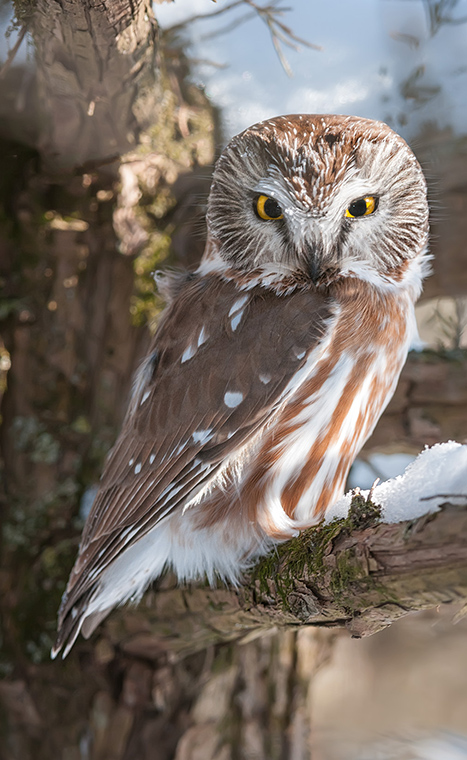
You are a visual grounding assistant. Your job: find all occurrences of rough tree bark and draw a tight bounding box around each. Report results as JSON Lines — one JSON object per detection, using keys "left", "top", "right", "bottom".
{"left": 23, "top": 0, "right": 158, "bottom": 169}
{"left": 105, "top": 498, "right": 467, "bottom": 661}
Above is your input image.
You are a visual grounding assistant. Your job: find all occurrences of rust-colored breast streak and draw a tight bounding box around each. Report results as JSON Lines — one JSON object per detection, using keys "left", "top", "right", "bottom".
{"left": 195, "top": 277, "right": 412, "bottom": 540}
{"left": 238, "top": 278, "right": 412, "bottom": 537}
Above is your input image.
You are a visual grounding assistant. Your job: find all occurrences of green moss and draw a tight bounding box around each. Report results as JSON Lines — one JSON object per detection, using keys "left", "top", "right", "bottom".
{"left": 346, "top": 491, "right": 382, "bottom": 531}
{"left": 0, "top": 298, "right": 23, "bottom": 320}
{"left": 11, "top": 416, "right": 60, "bottom": 464}
{"left": 2, "top": 478, "right": 80, "bottom": 551}
{"left": 121, "top": 66, "right": 216, "bottom": 327}
{"left": 251, "top": 518, "right": 348, "bottom": 604}
{"left": 131, "top": 230, "right": 173, "bottom": 327}
{"left": 329, "top": 548, "right": 364, "bottom": 596}
{"left": 2, "top": 514, "right": 79, "bottom": 666}
{"left": 70, "top": 415, "right": 92, "bottom": 434}
{"left": 252, "top": 492, "right": 382, "bottom": 609}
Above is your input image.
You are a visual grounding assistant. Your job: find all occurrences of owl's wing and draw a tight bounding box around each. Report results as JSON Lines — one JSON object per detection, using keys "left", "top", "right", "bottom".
{"left": 55, "top": 273, "right": 332, "bottom": 652}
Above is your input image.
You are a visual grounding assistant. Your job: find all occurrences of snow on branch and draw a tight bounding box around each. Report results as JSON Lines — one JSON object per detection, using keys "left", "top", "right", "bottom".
{"left": 105, "top": 443, "right": 467, "bottom": 660}
{"left": 327, "top": 441, "right": 467, "bottom": 524}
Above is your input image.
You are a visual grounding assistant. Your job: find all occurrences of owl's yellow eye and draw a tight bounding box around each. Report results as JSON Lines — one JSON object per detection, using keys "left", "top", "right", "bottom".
{"left": 255, "top": 195, "right": 284, "bottom": 221}
{"left": 345, "top": 196, "right": 377, "bottom": 219}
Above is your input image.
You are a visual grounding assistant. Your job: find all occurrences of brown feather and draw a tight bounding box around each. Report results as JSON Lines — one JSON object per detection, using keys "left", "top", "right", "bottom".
{"left": 58, "top": 272, "right": 332, "bottom": 629}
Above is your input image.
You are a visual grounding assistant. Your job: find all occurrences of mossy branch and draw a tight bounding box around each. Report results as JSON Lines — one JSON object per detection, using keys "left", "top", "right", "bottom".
{"left": 105, "top": 497, "right": 467, "bottom": 660}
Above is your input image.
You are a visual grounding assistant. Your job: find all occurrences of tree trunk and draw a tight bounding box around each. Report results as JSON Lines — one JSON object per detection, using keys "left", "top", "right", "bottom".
{"left": 23, "top": 0, "right": 158, "bottom": 170}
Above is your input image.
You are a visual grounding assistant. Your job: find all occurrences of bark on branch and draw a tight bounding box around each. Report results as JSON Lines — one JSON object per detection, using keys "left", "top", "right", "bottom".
{"left": 106, "top": 499, "right": 467, "bottom": 660}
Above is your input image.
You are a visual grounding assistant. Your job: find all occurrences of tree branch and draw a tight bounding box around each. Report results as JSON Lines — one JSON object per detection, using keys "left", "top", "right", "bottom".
{"left": 105, "top": 498, "right": 467, "bottom": 660}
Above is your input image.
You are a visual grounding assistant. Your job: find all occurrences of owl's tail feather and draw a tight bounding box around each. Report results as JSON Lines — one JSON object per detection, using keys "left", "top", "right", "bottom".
{"left": 51, "top": 588, "right": 110, "bottom": 659}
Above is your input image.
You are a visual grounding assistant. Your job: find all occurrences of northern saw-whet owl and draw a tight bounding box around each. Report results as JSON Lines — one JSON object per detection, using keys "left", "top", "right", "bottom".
{"left": 53, "top": 114, "right": 429, "bottom": 657}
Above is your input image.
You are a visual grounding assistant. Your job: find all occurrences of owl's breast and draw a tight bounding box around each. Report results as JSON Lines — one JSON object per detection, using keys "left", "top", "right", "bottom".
{"left": 242, "top": 283, "right": 417, "bottom": 538}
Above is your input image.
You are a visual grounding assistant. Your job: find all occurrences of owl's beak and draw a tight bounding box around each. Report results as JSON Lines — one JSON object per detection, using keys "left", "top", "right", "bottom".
{"left": 302, "top": 239, "right": 323, "bottom": 285}
{"left": 308, "top": 257, "right": 322, "bottom": 284}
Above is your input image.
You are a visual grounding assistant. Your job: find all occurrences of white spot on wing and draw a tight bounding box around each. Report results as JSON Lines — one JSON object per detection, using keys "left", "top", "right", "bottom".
{"left": 149, "top": 454, "right": 155, "bottom": 464}
{"left": 224, "top": 391, "right": 244, "bottom": 408}
{"left": 192, "top": 429, "right": 214, "bottom": 444}
{"left": 197, "top": 326, "right": 208, "bottom": 347}
{"left": 295, "top": 350, "right": 306, "bottom": 360}
{"left": 228, "top": 296, "right": 248, "bottom": 317}
{"left": 181, "top": 344, "right": 197, "bottom": 363}
{"left": 259, "top": 374, "right": 272, "bottom": 384}
{"left": 134, "top": 463, "right": 142, "bottom": 474}
{"left": 230, "top": 310, "right": 244, "bottom": 331}
{"left": 140, "top": 390, "right": 150, "bottom": 405}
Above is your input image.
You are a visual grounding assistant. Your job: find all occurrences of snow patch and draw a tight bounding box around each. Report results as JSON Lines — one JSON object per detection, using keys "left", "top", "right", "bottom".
{"left": 327, "top": 442, "right": 467, "bottom": 524}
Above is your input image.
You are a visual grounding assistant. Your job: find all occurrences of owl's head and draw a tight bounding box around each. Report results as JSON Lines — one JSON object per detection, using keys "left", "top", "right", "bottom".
{"left": 206, "top": 114, "right": 429, "bottom": 287}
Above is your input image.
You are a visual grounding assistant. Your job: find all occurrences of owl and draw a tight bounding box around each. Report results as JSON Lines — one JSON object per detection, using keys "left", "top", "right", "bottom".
{"left": 53, "top": 114, "right": 429, "bottom": 658}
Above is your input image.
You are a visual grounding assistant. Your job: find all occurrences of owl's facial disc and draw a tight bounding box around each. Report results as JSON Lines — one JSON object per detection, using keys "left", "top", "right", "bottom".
{"left": 206, "top": 114, "right": 429, "bottom": 284}
{"left": 250, "top": 186, "right": 384, "bottom": 282}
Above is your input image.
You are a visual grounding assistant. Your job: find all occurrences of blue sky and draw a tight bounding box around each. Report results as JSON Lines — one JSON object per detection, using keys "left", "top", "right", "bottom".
{"left": 1, "top": 0, "right": 466, "bottom": 142}
{"left": 155, "top": 0, "right": 467, "bottom": 141}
